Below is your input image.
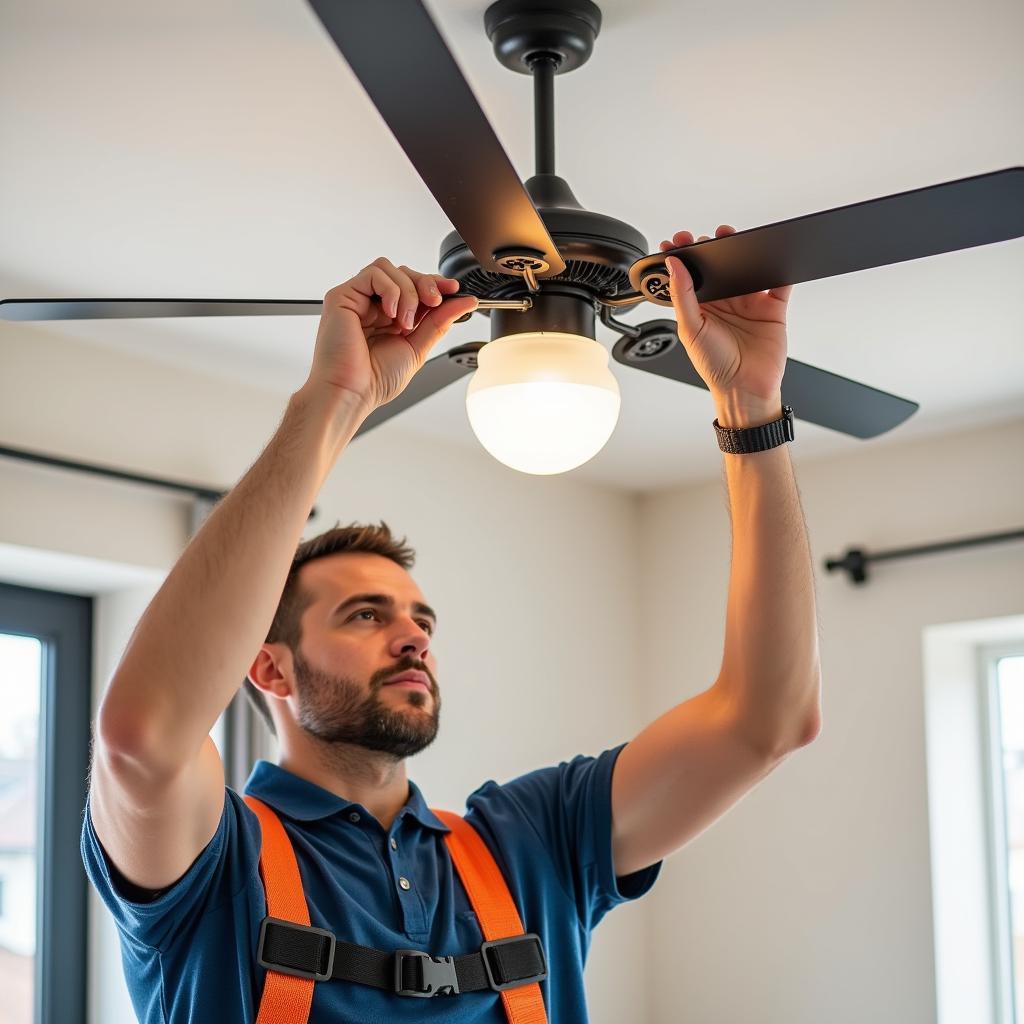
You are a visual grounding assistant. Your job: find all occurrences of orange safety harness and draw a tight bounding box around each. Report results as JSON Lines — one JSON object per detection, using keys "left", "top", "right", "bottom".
{"left": 244, "top": 795, "right": 549, "bottom": 1023}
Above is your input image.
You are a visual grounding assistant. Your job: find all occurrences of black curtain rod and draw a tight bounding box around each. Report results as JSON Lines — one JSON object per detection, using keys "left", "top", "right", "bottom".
{"left": 6, "top": 441, "right": 1017, "bottom": 583}
{"left": 0, "top": 443, "right": 318, "bottom": 520}
{"left": 825, "top": 527, "right": 1024, "bottom": 585}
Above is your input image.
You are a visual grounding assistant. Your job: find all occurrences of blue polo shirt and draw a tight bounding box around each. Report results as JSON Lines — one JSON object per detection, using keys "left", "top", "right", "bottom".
{"left": 81, "top": 742, "right": 661, "bottom": 1023}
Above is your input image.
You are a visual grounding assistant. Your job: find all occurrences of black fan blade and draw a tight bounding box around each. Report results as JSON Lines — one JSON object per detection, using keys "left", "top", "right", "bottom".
{"left": 353, "top": 342, "right": 483, "bottom": 439}
{"left": 306, "top": 0, "right": 564, "bottom": 278}
{"left": 0, "top": 299, "right": 324, "bottom": 321}
{"left": 610, "top": 324, "right": 918, "bottom": 438}
{"left": 628, "top": 167, "right": 1024, "bottom": 305}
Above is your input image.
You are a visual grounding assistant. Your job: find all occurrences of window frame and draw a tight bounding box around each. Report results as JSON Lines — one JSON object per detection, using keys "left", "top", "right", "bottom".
{"left": 980, "top": 640, "right": 1024, "bottom": 1024}
{"left": 0, "top": 580, "right": 91, "bottom": 1024}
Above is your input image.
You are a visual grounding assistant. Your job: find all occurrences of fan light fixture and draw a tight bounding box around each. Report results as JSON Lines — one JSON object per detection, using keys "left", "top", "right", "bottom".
{"left": 465, "top": 331, "right": 620, "bottom": 475}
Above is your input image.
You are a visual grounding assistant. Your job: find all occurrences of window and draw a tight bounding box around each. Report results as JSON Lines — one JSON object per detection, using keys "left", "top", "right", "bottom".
{"left": 0, "top": 633, "right": 40, "bottom": 1022}
{"left": 0, "top": 582, "right": 90, "bottom": 1024}
{"left": 985, "top": 644, "right": 1024, "bottom": 1024}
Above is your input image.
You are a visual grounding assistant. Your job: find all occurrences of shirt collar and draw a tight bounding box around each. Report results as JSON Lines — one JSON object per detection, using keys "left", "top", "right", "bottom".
{"left": 242, "top": 759, "right": 450, "bottom": 833}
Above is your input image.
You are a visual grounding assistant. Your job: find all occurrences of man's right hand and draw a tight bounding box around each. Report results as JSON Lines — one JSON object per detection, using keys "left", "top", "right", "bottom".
{"left": 305, "top": 257, "right": 479, "bottom": 416}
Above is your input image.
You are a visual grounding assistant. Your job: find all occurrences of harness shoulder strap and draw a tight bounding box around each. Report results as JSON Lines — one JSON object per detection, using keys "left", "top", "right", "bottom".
{"left": 243, "top": 794, "right": 315, "bottom": 1024}
{"left": 433, "top": 808, "right": 548, "bottom": 1024}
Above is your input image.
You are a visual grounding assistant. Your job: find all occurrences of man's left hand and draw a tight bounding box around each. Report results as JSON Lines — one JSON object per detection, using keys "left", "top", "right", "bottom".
{"left": 661, "top": 226, "right": 791, "bottom": 420}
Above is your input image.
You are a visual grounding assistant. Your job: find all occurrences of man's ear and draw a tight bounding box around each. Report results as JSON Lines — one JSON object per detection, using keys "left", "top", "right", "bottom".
{"left": 247, "top": 643, "right": 294, "bottom": 699}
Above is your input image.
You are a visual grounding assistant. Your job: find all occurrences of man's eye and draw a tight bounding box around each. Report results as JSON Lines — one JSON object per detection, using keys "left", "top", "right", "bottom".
{"left": 351, "top": 610, "right": 433, "bottom": 636}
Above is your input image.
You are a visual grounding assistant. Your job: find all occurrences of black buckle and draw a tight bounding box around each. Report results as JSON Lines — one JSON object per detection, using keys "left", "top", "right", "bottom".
{"left": 257, "top": 916, "right": 336, "bottom": 982}
{"left": 394, "top": 949, "right": 460, "bottom": 997}
{"left": 480, "top": 933, "right": 548, "bottom": 992}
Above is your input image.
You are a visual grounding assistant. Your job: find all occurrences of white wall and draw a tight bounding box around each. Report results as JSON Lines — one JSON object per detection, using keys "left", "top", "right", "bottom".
{"left": 3, "top": 323, "right": 1023, "bottom": 1022}
{"left": 639, "top": 416, "right": 1024, "bottom": 1024}
{"left": 0, "top": 327, "right": 650, "bottom": 1023}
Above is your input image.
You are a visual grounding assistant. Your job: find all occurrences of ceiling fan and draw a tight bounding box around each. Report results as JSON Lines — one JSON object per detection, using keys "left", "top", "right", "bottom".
{"left": 3, "top": 0, "right": 1022, "bottom": 469}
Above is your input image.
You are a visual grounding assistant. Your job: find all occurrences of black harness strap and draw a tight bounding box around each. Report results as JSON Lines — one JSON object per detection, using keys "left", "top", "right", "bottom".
{"left": 257, "top": 917, "right": 548, "bottom": 999}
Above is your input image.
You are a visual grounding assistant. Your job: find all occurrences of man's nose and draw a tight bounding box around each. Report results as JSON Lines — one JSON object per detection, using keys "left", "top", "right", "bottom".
{"left": 392, "top": 622, "right": 430, "bottom": 659}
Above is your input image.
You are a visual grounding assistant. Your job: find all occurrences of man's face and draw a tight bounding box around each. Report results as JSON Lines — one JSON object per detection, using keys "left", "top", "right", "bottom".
{"left": 286, "top": 552, "right": 440, "bottom": 758}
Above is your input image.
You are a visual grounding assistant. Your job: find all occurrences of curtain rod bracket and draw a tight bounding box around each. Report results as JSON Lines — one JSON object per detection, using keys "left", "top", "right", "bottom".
{"left": 825, "top": 527, "right": 1024, "bottom": 585}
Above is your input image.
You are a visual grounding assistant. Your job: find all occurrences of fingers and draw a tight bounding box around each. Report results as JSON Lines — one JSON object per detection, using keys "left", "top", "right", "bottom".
{"left": 660, "top": 226, "right": 726, "bottom": 339}
{"left": 404, "top": 293, "right": 479, "bottom": 359}
{"left": 397, "top": 264, "right": 446, "bottom": 311}
{"left": 369, "top": 257, "right": 422, "bottom": 330}
{"left": 352, "top": 258, "right": 464, "bottom": 332}
{"left": 659, "top": 225, "right": 736, "bottom": 250}
{"left": 660, "top": 230, "right": 694, "bottom": 250}
{"left": 343, "top": 263, "right": 402, "bottom": 321}
{"left": 664, "top": 255, "right": 704, "bottom": 343}
{"left": 659, "top": 224, "right": 792, "bottom": 304}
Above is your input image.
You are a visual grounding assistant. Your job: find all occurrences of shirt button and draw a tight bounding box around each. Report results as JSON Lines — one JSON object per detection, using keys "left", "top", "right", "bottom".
{"left": 348, "top": 812, "right": 360, "bottom": 823}
{"left": 399, "top": 877, "right": 411, "bottom": 891}
{"left": 390, "top": 838, "right": 398, "bottom": 851}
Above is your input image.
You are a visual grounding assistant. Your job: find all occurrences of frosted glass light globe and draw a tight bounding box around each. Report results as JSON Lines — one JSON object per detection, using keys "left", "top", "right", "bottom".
{"left": 465, "top": 332, "right": 621, "bottom": 475}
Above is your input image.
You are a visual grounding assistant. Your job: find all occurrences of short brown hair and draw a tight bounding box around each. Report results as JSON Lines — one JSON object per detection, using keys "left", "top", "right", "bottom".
{"left": 243, "top": 520, "right": 417, "bottom": 735}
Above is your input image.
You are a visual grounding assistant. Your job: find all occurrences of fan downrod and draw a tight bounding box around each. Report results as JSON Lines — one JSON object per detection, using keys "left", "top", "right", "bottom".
{"left": 485, "top": 0, "right": 602, "bottom": 75}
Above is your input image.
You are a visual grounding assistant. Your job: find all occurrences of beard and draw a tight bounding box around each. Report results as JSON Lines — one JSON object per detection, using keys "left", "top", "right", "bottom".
{"left": 291, "top": 648, "right": 440, "bottom": 759}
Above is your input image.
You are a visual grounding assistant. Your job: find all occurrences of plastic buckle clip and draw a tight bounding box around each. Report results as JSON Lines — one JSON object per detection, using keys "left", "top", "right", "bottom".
{"left": 394, "top": 949, "right": 460, "bottom": 997}
{"left": 480, "top": 933, "right": 549, "bottom": 992}
{"left": 256, "top": 916, "right": 336, "bottom": 982}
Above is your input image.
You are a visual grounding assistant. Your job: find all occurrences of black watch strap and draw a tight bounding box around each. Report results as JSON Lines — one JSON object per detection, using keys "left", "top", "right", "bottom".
{"left": 713, "top": 405, "right": 795, "bottom": 454}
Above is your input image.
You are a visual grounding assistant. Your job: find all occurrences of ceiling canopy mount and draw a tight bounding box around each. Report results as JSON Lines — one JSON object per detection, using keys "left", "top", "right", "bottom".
{"left": 484, "top": 0, "right": 602, "bottom": 76}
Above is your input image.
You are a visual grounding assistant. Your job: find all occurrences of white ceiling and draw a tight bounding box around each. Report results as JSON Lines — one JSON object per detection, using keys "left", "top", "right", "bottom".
{"left": 2, "top": 0, "right": 1022, "bottom": 492}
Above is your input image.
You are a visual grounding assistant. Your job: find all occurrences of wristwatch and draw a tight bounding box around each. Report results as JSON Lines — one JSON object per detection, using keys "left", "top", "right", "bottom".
{"left": 713, "top": 405, "right": 795, "bottom": 454}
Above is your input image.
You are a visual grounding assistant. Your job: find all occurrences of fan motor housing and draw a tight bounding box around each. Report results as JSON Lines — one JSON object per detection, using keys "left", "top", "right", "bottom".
{"left": 439, "top": 173, "right": 648, "bottom": 315}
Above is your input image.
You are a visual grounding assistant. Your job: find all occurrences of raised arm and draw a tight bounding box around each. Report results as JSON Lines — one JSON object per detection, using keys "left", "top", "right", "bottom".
{"left": 90, "top": 260, "right": 476, "bottom": 892}
{"left": 611, "top": 226, "right": 822, "bottom": 878}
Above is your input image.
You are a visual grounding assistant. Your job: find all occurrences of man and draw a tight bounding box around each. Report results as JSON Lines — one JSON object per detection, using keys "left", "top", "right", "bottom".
{"left": 82, "top": 232, "right": 821, "bottom": 1022}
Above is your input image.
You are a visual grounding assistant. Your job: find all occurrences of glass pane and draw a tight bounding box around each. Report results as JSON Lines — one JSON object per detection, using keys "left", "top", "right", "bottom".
{"left": 0, "top": 633, "right": 41, "bottom": 1024}
{"left": 998, "top": 655, "right": 1024, "bottom": 1024}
